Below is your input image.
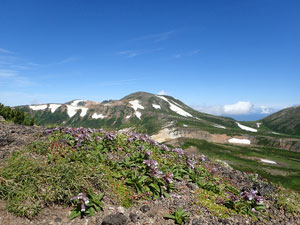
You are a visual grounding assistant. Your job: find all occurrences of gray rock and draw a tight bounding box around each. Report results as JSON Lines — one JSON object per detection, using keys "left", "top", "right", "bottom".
{"left": 129, "top": 213, "right": 138, "bottom": 223}
{"left": 140, "top": 205, "right": 150, "bottom": 213}
{"left": 101, "top": 213, "right": 128, "bottom": 225}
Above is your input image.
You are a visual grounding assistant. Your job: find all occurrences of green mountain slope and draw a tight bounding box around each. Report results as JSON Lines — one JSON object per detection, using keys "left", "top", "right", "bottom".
{"left": 262, "top": 105, "right": 300, "bottom": 136}
{"left": 16, "top": 92, "right": 300, "bottom": 151}
{"left": 17, "top": 92, "right": 237, "bottom": 134}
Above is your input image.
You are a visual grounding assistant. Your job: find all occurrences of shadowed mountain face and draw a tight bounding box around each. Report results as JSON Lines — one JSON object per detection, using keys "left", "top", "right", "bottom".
{"left": 17, "top": 92, "right": 300, "bottom": 152}
{"left": 262, "top": 105, "right": 300, "bottom": 135}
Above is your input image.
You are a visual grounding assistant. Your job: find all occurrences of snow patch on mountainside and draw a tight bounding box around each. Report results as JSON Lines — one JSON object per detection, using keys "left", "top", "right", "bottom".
{"left": 66, "top": 105, "right": 88, "bottom": 117}
{"left": 152, "top": 104, "right": 161, "bottom": 109}
{"left": 126, "top": 115, "right": 131, "bottom": 119}
{"left": 170, "top": 100, "right": 182, "bottom": 107}
{"left": 260, "top": 159, "right": 277, "bottom": 164}
{"left": 129, "top": 100, "right": 144, "bottom": 120}
{"left": 49, "top": 104, "right": 61, "bottom": 113}
{"left": 135, "top": 111, "right": 142, "bottom": 119}
{"left": 71, "top": 100, "right": 85, "bottom": 106}
{"left": 92, "top": 113, "right": 105, "bottom": 119}
{"left": 29, "top": 105, "right": 48, "bottom": 111}
{"left": 213, "top": 124, "right": 226, "bottom": 129}
{"left": 80, "top": 108, "right": 88, "bottom": 117}
{"left": 157, "top": 95, "right": 193, "bottom": 117}
{"left": 236, "top": 122, "right": 257, "bottom": 132}
{"left": 66, "top": 105, "right": 78, "bottom": 117}
{"left": 129, "top": 100, "right": 144, "bottom": 110}
{"left": 228, "top": 138, "right": 251, "bottom": 144}
{"left": 256, "top": 123, "right": 262, "bottom": 128}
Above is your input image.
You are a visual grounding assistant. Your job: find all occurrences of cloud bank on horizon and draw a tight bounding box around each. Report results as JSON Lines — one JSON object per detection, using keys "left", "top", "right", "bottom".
{"left": 194, "top": 101, "right": 278, "bottom": 117}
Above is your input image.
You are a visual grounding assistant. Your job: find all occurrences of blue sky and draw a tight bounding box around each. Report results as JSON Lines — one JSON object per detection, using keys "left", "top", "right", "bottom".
{"left": 0, "top": 0, "right": 299, "bottom": 117}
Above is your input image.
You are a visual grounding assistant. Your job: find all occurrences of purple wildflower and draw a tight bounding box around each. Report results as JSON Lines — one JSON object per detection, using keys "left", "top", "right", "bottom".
{"left": 199, "top": 154, "right": 206, "bottom": 162}
{"left": 163, "top": 172, "right": 174, "bottom": 183}
{"left": 160, "top": 144, "right": 169, "bottom": 151}
{"left": 71, "top": 193, "right": 89, "bottom": 212}
{"left": 171, "top": 148, "right": 184, "bottom": 157}
{"left": 187, "top": 159, "right": 196, "bottom": 169}
{"left": 143, "top": 159, "right": 158, "bottom": 167}
{"left": 240, "top": 189, "right": 260, "bottom": 201}
{"left": 104, "top": 132, "right": 116, "bottom": 141}
{"left": 255, "top": 195, "right": 264, "bottom": 204}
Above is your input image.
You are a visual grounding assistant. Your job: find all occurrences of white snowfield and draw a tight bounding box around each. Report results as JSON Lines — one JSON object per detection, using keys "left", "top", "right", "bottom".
{"left": 157, "top": 95, "right": 193, "bottom": 117}
{"left": 29, "top": 105, "right": 48, "bottom": 110}
{"left": 256, "top": 123, "right": 262, "bottom": 128}
{"left": 92, "top": 113, "right": 105, "bottom": 119}
{"left": 135, "top": 111, "right": 142, "bottom": 119}
{"left": 71, "top": 100, "right": 85, "bottom": 106}
{"left": 129, "top": 100, "right": 144, "bottom": 110}
{"left": 272, "top": 132, "right": 281, "bottom": 135}
{"left": 236, "top": 122, "right": 257, "bottom": 132}
{"left": 48, "top": 104, "right": 61, "bottom": 113}
{"left": 66, "top": 105, "right": 88, "bottom": 117}
{"left": 129, "top": 100, "right": 144, "bottom": 120}
{"left": 213, "top": 124, "right": 226, "bottom": 129}
{"left": 152, "top": 104, "right": 161, "bottom": 109}
{"left": 228, "top": 138, "right": 251, "bottom": 145}
{"left": 260, "top": 159, "right": 277, "bottom": 164}
{"left": 126, "top": 115, "right": 131, "bottom": 119}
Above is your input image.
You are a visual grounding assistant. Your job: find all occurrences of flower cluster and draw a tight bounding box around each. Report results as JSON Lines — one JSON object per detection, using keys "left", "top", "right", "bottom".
{"left": 171, "top": 148, "right": 184, "bottom": 157}
{"left": 162, "top": 172, "right": 174, "bottom": 183}
{"left": 127, "top": 132, "right": 159, "bottom": 146}
{"left": 199, "top": 154, "right": 206, "bottom": 162}
{"left": 143, "top": 159, "right": 163, "bottom": 178}
{"left": 187, "top": 158, "right": 197, "bottom": 169}
{"left": 240, "top": 189, "right": 264, "bottom": 204}
{"left": 226, "top": 193, "right": 239, "bottom": 202}
{"left": 160, "top": 144, "right": 169, "bottom": 151}
{"left": 104, "top": 132, "right": 116, "bottom": 141}
{"left": 71, "top": 193, "right": 89, "bottom": 212}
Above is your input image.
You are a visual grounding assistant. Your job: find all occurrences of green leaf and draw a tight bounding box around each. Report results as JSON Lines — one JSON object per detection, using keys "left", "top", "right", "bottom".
{"left": 150, "top": 183, "right": 160, "bottom": 192}
{"left": 164, "top": 214, "right": 176, "bottom": 219}
{"left": 86, "top": 207, "right": 95, "bottom": 216}
{"left": 69, "top": 209, "right": 81, "bottom": 220}
{"left": 96, "top": 193, "right": 104, "bottom": 200}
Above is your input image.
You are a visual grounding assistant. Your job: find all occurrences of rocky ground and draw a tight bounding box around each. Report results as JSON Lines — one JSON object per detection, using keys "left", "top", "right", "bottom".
{"left": 0, "top": 121, "right": 300, "bottom": 225}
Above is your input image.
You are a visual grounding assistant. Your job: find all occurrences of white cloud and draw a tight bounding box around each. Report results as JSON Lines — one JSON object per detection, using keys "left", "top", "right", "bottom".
{"left": 223, "top": 101, "right": 253, "bottom": 115}
{"left": 0, "top": 69, "right": 17, "bottom": 77}
{"left": 132, "top": 30, "right": 175, "bottom": 42}
{"left": 260, "top": 106, "right": 271, "bottom": 114}
{"left": 193, "top": 101, "right": 254, "bottom": 116}
{"left": 173, "top": 49, "right": 200, "bottom": 59}
{"left": 158, "top": 90, "right": 167, "bottom": 95}
{"left": 0, "top": 48, "right": 13, "bottom": 54}
{"left": 117, "top": 48, "right": 162, "bottom": 58}
{"left": 193, "top": 101, "right": 282, "bottom": 117}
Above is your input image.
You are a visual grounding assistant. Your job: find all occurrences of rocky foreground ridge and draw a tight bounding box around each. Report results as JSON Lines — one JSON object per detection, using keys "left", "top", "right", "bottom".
{"left": 0, "top": 122, "right": 300, "bottom": 225}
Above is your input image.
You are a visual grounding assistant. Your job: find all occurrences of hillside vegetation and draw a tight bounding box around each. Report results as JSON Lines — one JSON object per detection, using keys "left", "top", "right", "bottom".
{"left": 0, "top": 125, "right": 300, "bottom": 224}
{"left": 0, "top": 103, "right": 34, "bottom": 125}
{"left": 262, "top": 105, "right": 300, "bottom": 136}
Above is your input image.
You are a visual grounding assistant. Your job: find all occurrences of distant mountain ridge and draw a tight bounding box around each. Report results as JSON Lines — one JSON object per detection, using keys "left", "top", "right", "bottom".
{"left": 17, "top": 92, "right": 300, "bottom": 151}
{"left": 18, "top": 92, "right": 236, "bottom": 134}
